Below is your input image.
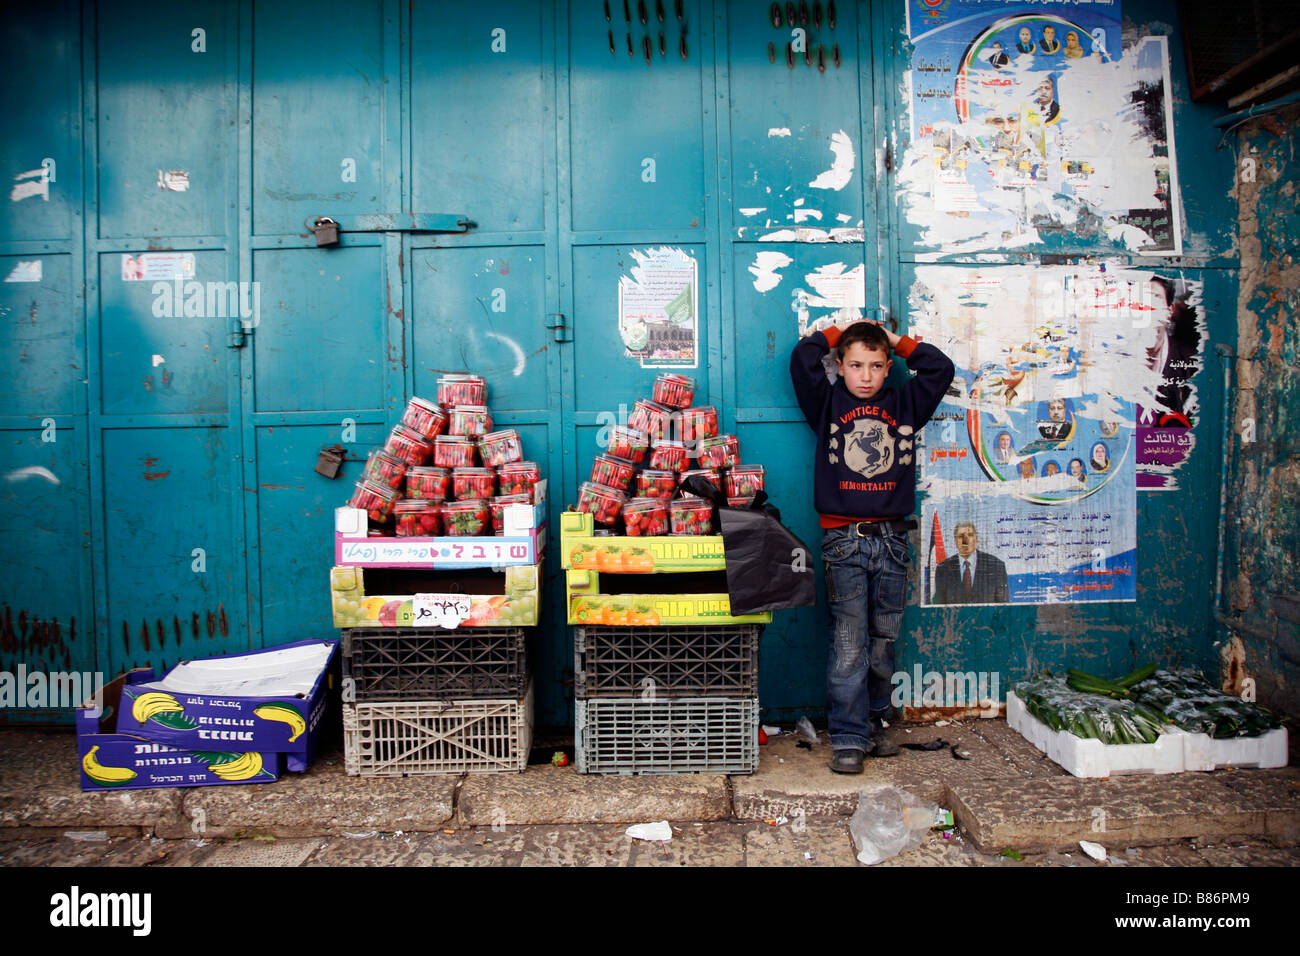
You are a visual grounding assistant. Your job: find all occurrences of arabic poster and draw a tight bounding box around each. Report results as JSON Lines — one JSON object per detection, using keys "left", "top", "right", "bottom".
{"left": 911, "top": 264, "right": 1146, "bottom": 605}
{"left": 618, "top": 247, "right": 699, "bottom": 369}
{"left": 1134, "top": 276, "right": 1206, "bottom": 490}
{"left": 902, "top": 1, "right": 1182, "bottom": 256}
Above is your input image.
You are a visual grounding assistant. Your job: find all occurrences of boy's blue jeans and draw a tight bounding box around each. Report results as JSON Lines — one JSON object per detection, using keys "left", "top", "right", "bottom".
{"left": 822, "top": 525, "right": 910, "bottom": 753}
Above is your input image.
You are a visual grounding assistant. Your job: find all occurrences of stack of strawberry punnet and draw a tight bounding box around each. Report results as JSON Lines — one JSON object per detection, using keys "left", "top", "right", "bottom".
{"left": 335, "top": 373, "right": 541, "bottom": 778}
{"left": 569, "top": 372, "right": 766, "bottom": 535}
{"left": 565, "top": 373, "right": 767, "bottom": 777}
{"left": 345, "top": 374, "right": 543, "bottom": 538}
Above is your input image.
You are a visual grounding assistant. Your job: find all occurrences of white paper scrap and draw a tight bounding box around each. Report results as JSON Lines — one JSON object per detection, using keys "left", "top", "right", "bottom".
{"left": 626, "top": 821, "right": 673, "bottom": 842}
{"left": 1079, "top": 840, "right": 1107, "bottom": 862}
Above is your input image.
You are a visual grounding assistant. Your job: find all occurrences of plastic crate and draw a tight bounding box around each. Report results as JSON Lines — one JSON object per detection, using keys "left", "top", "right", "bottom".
{"left": 343, "top": 627, "right": 528, "bottom": 701}
{"left": 343, "top": 681, "right": 532, "bottom": 777}
{"left": 574, "top": 625, "right": 761, "bottom": 699}
{"left": 575, "top": 696, "right": 759, "bottom": 775}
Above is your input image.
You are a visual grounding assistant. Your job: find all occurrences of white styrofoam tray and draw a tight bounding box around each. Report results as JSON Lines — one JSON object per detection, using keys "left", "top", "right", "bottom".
{"left": 1006, "top": 691, "right": 1287, "bottom": 778}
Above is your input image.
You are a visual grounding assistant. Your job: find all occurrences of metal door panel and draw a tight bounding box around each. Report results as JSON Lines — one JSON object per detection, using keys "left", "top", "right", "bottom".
{"left": 410, "top": 246, "right": 551, "bottom": 411}
{"left": 95, "top": 0, "right": 233, "bottom": 239}
{"left": 98, "top": 250, "right": 231, "bottom": 416}
{"left": 725, "top": 0, "right": 866, "bottom": 233}
{"left": 568, "top": 1, "right": 707, "bottom": 231}
{"left": 0, "top": 0, "right": 78, "bottom": 243}
{"left": 252, "top": 245, "right": 388, "bottom": 413}
{"left": 0, "top": 428, "right": 91, "bottom": 681}
{"left": 251, "top": 0, "right": 387, "bottom": 235}
{"left": 102, "top": 426, "right": 239, "bottom": 676}
{"left": 410, "top": 2, "right": 547, "bottom": 233}
{"left": 253, "top": 423, "right": 388, "bottom": 644}
{"left": 737, "top": 418, "right": 826, "bottom": 715}
{"left": 569, "top": 243, "right": 710, "bottom": 412}
{"left": 730, "top": 241, "right": 867, "bottom": 410}
{"left": 0, "top": 254, "right": 78, "bottom": 418}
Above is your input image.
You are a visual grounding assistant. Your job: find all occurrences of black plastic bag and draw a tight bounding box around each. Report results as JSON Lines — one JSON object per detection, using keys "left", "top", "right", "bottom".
{"left": 681, "top": 475, "right": 817, "bottom": 615}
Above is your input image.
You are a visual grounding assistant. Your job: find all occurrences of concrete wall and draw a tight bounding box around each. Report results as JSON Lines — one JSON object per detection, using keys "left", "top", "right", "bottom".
{"left": 1228, "top": 103, "right": 1300, "bottom": 719}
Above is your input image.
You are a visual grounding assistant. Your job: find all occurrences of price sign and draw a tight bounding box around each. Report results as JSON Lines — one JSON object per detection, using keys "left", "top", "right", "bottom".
{"left": 411, "top": 593, "right": 472, "bottom": 629}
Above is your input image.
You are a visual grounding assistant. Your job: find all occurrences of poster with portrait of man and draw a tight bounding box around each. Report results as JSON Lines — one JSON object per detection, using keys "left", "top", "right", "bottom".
{"left": 912, "top": 265, "right": 1142, "bottom": 605}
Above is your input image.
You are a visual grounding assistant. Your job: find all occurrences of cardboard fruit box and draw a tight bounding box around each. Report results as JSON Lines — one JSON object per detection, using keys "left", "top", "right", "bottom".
{"left": 559, "top": 511, "right": 725, "bottom": 573}
{"left": 115, "top": 639, "right": 339, "bottom": 773}
{"left": 565, "top": 568, "right": 771, "bottom": 627}
{"left": 78, "top": 673, "right": 282, "bottom": 792}
{"left": 331, "top": 562, "right": 542, "bottom": 628}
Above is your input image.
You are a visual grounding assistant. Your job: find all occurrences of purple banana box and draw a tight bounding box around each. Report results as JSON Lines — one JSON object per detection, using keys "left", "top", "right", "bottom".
{"left": 114, "top": 639, "right": 340, "bottom": 773}
{"left": 78, "top": 673, "right": 282, "bottom": 792}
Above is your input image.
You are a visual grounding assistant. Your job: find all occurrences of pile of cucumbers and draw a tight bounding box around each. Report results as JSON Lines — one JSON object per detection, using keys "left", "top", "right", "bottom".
{"left": 1016, "top": 663, "right": 1282, "bottom": 745}
{"left": 1129, "top": 668, "right": 1282, "bottom": 740}
{"left": 1016, "top": 675, "right": 1167, "bottom": 745}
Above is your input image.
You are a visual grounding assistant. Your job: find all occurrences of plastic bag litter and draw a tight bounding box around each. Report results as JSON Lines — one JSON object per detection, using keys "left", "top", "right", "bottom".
{"left": 849, "top": 786, "right": 938, "bottom": 865}
{"left": 795, "top": 716, "right": 819, "bottom": 744}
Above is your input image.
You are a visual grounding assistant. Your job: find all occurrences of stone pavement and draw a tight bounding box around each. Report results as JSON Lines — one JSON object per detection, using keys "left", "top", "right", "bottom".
{"left": 3, "top": 718, "right": 1297, "bottom": 867}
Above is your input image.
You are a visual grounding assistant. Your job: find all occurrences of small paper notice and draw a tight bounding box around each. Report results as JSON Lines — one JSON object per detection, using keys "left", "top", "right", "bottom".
{"left": 412, "top": 593, "right": 472, "bottom": 629}
{"left": 121, "top": 252, "right": 196, "bottom": 282}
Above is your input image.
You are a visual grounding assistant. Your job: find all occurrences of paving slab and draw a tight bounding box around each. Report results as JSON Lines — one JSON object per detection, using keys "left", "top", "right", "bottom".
{"left": 739, "top": 815, "right": 860, "bottom": 866}
{"left": 0, "top": 730, "right": 184, "bottom": 836}
{"left": 156, "top": 751, "right": 456, "bottom": 839}
{"left": 457, "top": 763, "right": 730, "bottom": 825}
{"left": 948, "top": 773, "right": 1287, "bottom": 853}
{"left": 198, "top": 837, "right": 323, "bottom": 867}
{"left": 955, "top": 717, "right": 1071, "bottom": 779}
{"left": 1207, "top": 767, "right": 1300, "bottom": 841}
{"left": 516, "top": 824, "right": 634, "bottom": 866}
{"left": 305, "top": 830, "right": 507, "bottom": 867}
{"left": 624, "top": 821, "right": 745, "bottom": 866}
{"left": 0, "top": 833, "right": 217, "bottom": 867}
{"left": 732, "top": 724, "right": 1030, "bottom": 820}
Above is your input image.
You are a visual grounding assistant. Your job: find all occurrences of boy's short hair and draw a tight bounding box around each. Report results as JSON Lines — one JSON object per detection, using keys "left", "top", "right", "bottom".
{"left": 836, "top": 321, "right": 890, "bottom": 359}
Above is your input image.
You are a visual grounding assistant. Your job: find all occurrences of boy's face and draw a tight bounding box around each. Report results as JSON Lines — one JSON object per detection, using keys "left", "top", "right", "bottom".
{"left": 836, "top": 342, "right": 892, "bottom": 401}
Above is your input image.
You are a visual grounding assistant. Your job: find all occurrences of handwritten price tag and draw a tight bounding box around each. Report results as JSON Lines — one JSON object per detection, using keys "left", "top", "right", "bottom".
{"left": 412, "top": 593, "right": 471, "bottom": 629}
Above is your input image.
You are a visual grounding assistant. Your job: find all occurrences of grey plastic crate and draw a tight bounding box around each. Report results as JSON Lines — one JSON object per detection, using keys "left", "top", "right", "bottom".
{"left": 574, "top": 624, "right": 761, "bottom": 698}
{"left": 343, "top": 681, "right": 532, "bottom": 777}
{"left": 575, "top": 696, "right": 759, "bottom": 775}
{"left": 343, "top": 627, "right": 527, "bottom": 701}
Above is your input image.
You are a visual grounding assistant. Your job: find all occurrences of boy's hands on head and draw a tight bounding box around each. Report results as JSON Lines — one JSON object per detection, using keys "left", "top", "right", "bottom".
{"left": 866, "top": 319, "right": 902, "bottom": 351}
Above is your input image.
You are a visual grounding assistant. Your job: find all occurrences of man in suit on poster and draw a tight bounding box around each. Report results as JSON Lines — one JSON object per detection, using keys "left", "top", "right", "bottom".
{"left": 934, "top": 522, "right": 1010, "bottom": 604}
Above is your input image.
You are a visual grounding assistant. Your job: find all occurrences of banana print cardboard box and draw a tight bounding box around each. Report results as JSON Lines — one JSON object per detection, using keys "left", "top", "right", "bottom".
{"left": 78, "top": 673, "right": 282, "bottom": 792}
{"left": 114, "top": 640, "right": 340, "bottom": 773}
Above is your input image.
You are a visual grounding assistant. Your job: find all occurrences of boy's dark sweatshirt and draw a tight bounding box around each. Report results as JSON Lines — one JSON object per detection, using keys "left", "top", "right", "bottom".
{"left": 790, "top": 326, "right": 955, "bottom": 528}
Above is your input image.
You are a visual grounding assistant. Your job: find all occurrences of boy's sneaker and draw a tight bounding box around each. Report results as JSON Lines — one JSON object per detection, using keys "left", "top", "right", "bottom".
{"left": 868, "top": 716, "right": 901, "bottom": 758}
{"left": 830, "top": 748, "right": 866, "bottom": 774}
{"left": 868, "top": 736, "right": 901, "bottom": 758}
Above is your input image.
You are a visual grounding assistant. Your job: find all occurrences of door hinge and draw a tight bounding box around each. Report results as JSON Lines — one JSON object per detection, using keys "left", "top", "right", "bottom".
{"left": 228, "top": 317, "right": 250, "bottom": 348}
{"left": 546, "top": 313, "right": 571, "bottom": 343}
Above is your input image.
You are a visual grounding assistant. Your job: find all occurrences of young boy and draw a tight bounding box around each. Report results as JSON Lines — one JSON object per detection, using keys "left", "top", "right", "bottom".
{"left": 790, "top": 320, "right": 955, "bottom": 773}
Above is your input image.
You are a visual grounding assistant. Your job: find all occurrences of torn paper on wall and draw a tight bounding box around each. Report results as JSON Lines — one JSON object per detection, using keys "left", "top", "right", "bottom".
{"left": 158, "top": 169, "right": 190, "bottom": 192}
{"left": 4, "top": 260, "right": 42, "bottom": 283}
{"left": 808, "top": 131, "right": 855, "bottom": 191}
{"left": 749, "top": 251, "right": 793, "bottom": 293}
{"left": 618, "top": 247, "right": 698, "bottom": 369}
{"left": 10, "top": 167, "right": 51, "bottom": 203}
{"left": 901, "top": 2, "right": 1182, "bottom": 256}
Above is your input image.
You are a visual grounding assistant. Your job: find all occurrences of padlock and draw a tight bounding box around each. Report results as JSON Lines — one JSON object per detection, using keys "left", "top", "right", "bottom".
{"left": 312, "top": 216, "right": 339, "bottom": 247}
{"left": 315, "top": 444, "right": 348, "bottom": 478}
